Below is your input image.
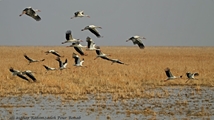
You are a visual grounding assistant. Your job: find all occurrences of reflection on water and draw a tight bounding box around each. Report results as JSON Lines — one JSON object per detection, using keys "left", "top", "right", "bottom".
{"left": 0, "top": 86, "right": 214, "bottom": 120}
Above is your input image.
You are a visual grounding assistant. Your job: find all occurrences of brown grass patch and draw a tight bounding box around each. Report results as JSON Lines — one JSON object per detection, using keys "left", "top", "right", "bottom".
{"left": 0, "top": 46, "right": 214, "bottom": 99}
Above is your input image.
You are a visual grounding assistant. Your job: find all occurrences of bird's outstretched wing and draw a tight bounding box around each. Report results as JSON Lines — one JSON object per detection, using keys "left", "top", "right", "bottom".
{"left": 25, "top": 72, "right": 36, "bottom": 82}
{"left": 25, "top": 8, "right": 41, "bottom": 21}
{"left": 165, "top": 68, "right": 173, "bottom": 77}
{"left": 136, "top": 40, "right": 145, "bottom": 49}
{"left": 100, "top": 56, "right": 112, "bottom": 61}
{"left": 66, "top": 30, "right": 72, "bottom": 40}
{"left": 24, "top": 54, "right": 33, "bottom": 61}
{"left": 56, "top": 57, "right": 63, "bottom": 68}
{"left": 74, "top": 47, "right": 85, "bottom": 56}
{"left": 17, "top": 73, "right": 29, "bottom": 82}
{"left": 88, "top": 28, "right": 101, "bottom": 38}
{"left": 31, "top": 13, "right": 41, "bottom": 21}
{"left": 74, "top": 11, "right": 79, "bottom": 16}
{"left": 43, "top": 65, "right": 50, "bottom": 70}
{"left": 52, "top": 51, "right": 61, "bottom": 57}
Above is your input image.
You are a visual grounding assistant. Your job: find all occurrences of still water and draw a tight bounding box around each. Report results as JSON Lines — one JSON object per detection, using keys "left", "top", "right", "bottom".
{"left": 0, "top": 86, "right": 214, "bottom": 120}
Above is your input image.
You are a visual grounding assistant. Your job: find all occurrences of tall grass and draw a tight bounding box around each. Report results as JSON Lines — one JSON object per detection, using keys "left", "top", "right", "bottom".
{"left": 0, "top": 46, "right": 213, "bottom": 99}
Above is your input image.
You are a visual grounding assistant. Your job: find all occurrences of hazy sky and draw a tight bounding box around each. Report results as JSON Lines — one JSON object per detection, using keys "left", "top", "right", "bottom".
{"left": 0, "top": 0, "right": 214, "bottom": 46}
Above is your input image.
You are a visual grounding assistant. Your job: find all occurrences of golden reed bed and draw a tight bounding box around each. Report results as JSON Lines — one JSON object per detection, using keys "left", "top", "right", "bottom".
{"left": 0, "top": 46, "right": 213, "bottom": 99}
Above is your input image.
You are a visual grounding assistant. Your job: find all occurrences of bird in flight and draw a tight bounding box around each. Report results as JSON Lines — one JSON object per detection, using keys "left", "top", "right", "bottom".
{"left": 109, "top": 59, "right": 128, "bottom": 65}
{"left": 56, "top": 57, "right": 68, "bottom": 70}
{"left": 81, "top": 25, "right": 103, "bottom": 38}
{"left": 45, "top": 50, "right": 63, "bottom": 57}
{"left": 66, "top": 41, "right": 87, "bottom": 56}
{"left": 19, "top": 6, "right": 41, "bottom": 21}
{"left": 22, "top": 70, "right": 37, "bottom": 82}
{"left": 62, "top": 30, "right": 83, "bottom": 44}
{"left": 185, "top": 72, "right": 199, "bottom": 83}
{"left": 164, "top": 67, "right": 182, "bottom": 82}
{"left": 126, "top": 35, "right": 146, "bottom": 49}
{"left": 71, "top": 11, "right": 90, "bottom": 19}
{"left": 86, "top": 37, "right": 96, "bottom": 51}
{"left": 94, "top": 46, "right": 111, "bottom": 61}
{"left": 43, "top": 65, "right": 56, "bottom": 71}
{"left": 72, "top": 52, "right": 85, "bottom": 67}
{"left": 24, "top": 54, "right": 45, "bottom": 65}
{"left": 9, "top": 67, "right": 29, "bottom": 82}
{"left": 9, "top": 67, "right": 37, "bottom": 82}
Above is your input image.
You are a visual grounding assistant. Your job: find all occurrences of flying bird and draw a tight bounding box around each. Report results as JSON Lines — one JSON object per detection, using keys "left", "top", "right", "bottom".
{"left": 72, "top": 53, "right": 85, "bottom": 67}
{"left": 86, "top": 37, "right": 96, "bottom": 51}
{"left": 62, "top": 30, "right": 83, "bottom": 44}
{"left": 19, "top": 6, "right": 41, "bottom": 21}
{"left": 24, "top": 54, "right": 45, "bottom": 65}
{"left": 67, "top": 42, "right": 87, "bottom": 56}
{"left": 126, "top": 35, "right": 146, "bottom": 49}
{"left": 185, "top": 72, "right": 199, "bottom": 83}
{"left": 45, "top": 50, "right": 63, "bottom": 57}
{"left": 43, "top": 65, "right": 56, "bottom": 71}
{"left": 56, "top": 57, "right": 68, "bottom": 70}
{"left": 9, "top": 67, "right": 21, "bottom": 76}
{"left": 94, "top": 46, "right": 111, "bottom": 60}
{"left": 9, "top": 67, "right": 29, "bottom": 82}
{"left": 71, "top": 11, "right": 90, "bottom": 19}
{"left": 109, "top": 59, "right": 128, "bottom": 65}
{"left": 164, "top": 67, "right": 182, "bottom": 82}
{"left": 81, "top": 25, "right": 103, "bottom": 38}
{"left": 22, "top": 70, "right": 37, "bottom": 82}
{"left": 94, "top": 47, "right": 127, "bottom": 65}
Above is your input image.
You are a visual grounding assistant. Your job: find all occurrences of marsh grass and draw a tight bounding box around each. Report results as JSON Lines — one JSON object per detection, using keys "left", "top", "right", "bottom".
{"left": 0, "top": 46, "right": 214, "bottom": 99}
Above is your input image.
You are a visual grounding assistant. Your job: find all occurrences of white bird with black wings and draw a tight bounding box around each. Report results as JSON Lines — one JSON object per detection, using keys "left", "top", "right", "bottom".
{"left": 126, "top": 35, "right": 146, "bottom": 49}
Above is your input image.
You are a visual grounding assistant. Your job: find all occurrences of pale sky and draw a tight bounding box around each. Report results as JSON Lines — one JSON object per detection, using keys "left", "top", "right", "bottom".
{"left": 0, "top": 0, "right": 214, "bottom": 46}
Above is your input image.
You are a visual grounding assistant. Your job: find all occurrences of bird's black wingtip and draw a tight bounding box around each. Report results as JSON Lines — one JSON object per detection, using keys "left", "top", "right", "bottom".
{"left": 97, "top": 36, "right": 104, "bottom": 38}
{"left": 165, "top": 67, "right": 170, "bottom": 71}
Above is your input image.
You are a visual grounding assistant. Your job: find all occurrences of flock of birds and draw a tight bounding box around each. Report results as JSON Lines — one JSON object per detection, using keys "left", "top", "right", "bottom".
{"left": 164, "top": 67, "right": 199, "bottom": 83}
{"left": 9, "top": 6, "right": 199, "bottom": 83}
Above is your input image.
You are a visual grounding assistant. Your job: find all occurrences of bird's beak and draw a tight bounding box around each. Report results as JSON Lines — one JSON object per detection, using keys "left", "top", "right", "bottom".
{"left": 81, "top": 29, "right": 84, "bottom": 31}
{"left": 19, "top": 11, "right": 26, "bottom": 16}
{"left": 126, "top": 40, "right": 130, "bottom": 42}
{"left": 37, "top": 10, "right": 41, "bottom": 12}
{"left": 87, "top": 16, "right": 90, "bottom": 18}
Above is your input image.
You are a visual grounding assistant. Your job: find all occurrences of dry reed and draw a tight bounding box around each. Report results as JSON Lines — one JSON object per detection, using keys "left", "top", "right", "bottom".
{"left": 0, "top": 46, "right": 214, "bottom": 99}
